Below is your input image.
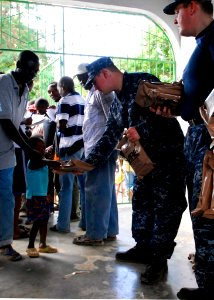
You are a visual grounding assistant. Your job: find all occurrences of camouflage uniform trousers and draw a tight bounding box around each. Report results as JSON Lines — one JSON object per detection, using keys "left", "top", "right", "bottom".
{"left": 184, "top": 123, "right": 214, "bottom": 290}
{"left": 131, "top": 159, "right": 187, "bottom": 261}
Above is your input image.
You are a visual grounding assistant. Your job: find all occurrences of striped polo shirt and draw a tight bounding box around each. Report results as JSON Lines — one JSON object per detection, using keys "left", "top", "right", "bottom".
{"left": 56, "top": 91, "right": 84, "bottom": 157}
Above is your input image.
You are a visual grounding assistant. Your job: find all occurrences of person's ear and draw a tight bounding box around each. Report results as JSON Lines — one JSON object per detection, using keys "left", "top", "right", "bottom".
{"left": 189, "top": 0, "right": 197, "bottom": 16}
{"left": 16, "top": 61, "right": 22, "bottom": 72}
{"left": 16, "top": 61, "right": 22, "bottom": 70}
{"left": 102, "top": 68, "right": 110, "bottom": 79}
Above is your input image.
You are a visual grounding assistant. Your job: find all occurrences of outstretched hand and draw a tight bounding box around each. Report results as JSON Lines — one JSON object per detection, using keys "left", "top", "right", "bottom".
{"left": 53, "top": 159, "right": 94, "bottom": 175}
{"left": 45, "top": 159, "right": 61, "bottom": 170}
{"left": 53, "top": 167, "right": 84, "bottom": 175}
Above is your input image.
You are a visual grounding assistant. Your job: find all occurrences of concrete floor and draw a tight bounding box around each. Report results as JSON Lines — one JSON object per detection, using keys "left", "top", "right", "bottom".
{"left": 0, "top": 205, "right": 197, "bottom": 299}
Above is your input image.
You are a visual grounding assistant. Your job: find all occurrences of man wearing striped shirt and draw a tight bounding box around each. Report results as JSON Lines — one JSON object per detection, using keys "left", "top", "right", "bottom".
{"left": 51, "top": 76, "right": 84, "bottom": 233}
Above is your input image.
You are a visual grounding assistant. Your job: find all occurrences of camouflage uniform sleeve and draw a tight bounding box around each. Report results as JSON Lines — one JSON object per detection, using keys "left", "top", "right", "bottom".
{"left": 84, "top": 97, "right": 125, "bottom": 166}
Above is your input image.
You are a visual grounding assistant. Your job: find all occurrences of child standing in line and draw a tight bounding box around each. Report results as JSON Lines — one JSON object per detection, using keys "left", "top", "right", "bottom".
{"left": 26, "top": 135, "right": 60, "bottom": 258}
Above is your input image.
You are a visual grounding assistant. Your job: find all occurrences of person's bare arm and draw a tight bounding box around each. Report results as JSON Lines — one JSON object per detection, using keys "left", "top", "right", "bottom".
{"left": 0, "top": 119, "right": 42, "bottom": 159}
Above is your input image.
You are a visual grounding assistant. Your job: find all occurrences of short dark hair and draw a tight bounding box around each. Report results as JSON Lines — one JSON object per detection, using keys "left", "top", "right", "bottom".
{"left": 16, "top": 50, "right": 39, "bottom": 68}
{"left": 163, "top": 0, "right": 213, "bottom": 15}
{"left": 184, "top": 0, "right": 213, "bottom": 14}
{"left": 198, "top": 0, "right": 213, "bottom": 14}
{"left": 35, "top": 97, "right": 49, "bottom": 108}
{"left": 59, "top": 76, "right": 75, "bottom": 93}
{"left": 28, "top": 135, "right": 44, "bottom": 148}
{"left": 17, "top": 50, "right": 39, "bottom": 66}
{"left": 48, "top": 81, "right": 58, "bottom": 88}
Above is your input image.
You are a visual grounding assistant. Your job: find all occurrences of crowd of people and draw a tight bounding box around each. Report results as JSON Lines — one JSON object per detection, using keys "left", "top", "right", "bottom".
{"left": 0, "top": 1, "right": 213, "bottom": 299}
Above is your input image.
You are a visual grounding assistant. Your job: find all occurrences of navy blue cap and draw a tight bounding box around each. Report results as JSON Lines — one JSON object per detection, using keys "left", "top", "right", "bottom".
{"left": 85, "top": 57, "right": 114, "bottom": 89}
{"left": 163, "top": 0, "right": 211, "bottom": 15}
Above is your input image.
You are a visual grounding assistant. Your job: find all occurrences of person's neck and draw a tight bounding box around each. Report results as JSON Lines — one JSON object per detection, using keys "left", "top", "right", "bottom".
{"left": 195, "top": 16, "right": 213, "bottom": 36}
{"left": 12, "top": 71, "right": 26, "bottom": 96}
{"left": 113, "top": 71, "right": 124, "bottom": 93}
{"left": 12, "top": 71, "right": 22, "bottom": 84}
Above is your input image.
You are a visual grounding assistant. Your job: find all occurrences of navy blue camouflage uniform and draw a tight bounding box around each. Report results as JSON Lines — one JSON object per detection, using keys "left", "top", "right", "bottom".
{"left": 85, "top": 71, "right": 187, "bottom": 263}
{"left": 182, "top": 20, "right": 214, "bottom": 292}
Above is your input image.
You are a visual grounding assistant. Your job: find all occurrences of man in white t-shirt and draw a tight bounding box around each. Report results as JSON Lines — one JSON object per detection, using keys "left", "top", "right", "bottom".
{"left": 0, "top": 50, "right": 40, "bottom": 261}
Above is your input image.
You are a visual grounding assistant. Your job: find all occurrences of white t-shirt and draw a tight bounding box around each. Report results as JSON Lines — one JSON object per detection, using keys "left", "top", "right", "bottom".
{"left": 0, "top": 73, "right": 28, "bottom": 170}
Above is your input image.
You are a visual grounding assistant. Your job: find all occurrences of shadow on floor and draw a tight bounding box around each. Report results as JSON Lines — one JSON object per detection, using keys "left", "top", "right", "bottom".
{"left": 0, "top": 205, "right": 197, "bottom": 299}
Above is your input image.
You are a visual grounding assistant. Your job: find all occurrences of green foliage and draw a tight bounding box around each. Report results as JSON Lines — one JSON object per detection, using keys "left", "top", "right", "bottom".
{"left": 0, "top": 0, "right": 49, "bottom": 100}
{"left": 0, "top": 51, "right": 16, "bottom": 72}
{"left": 113, "top": 23, "right": 175, "bottom": 82}
{"left": 0, "top": 0, "right": 176, "bottom": 101}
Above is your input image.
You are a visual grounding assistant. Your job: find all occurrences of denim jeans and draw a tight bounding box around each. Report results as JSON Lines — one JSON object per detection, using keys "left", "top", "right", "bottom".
{"left": 57, "top": 149, "right": 83, "bottom": 232}
{"left": 85, "top": 150, "right": 119, "bottom": 240}
{"left": 0, "top": 167, "right": 15, "bottom": 247}
{"left": 77, "top": 173, "right": 86, "bottom": 230}
{"left": 124, "top": 170, "right": 135, "bottom": 191}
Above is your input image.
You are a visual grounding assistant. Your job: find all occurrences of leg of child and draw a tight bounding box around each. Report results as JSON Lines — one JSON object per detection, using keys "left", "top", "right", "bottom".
{"left": 38, "top": 220, "right": 57, "bottom": 253}
{"left": 28, "top": 220, "right": 40, "bottom": 249}
{"left": 26, "top": 220, "right": 40, "bottom": 257}
{"left": 39, "top": 220, "right": 48, "bottom": 249}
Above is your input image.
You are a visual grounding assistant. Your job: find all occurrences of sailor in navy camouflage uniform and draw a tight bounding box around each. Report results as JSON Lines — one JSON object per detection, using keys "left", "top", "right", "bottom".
{"left": 163, "top": 1, "right": 214, "bottom": 299}
{"left": 83, "top": 57, "right": 187, "bottom": 284}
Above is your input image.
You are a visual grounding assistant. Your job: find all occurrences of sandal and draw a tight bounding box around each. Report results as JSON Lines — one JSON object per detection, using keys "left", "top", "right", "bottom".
{"left": 38, "top": 245, "right": 58, "bottom": 253}
{"left": 104, "top": 235, "right": 117, "bottom": 241}
{"left": 26, "top": 248, "right": 39, "bottom": 258}
{"left": 73, "top": 235, "right": 104, "bottom": 246}
{"left": 0, "top": 245, "right": 22, "bottom": 261}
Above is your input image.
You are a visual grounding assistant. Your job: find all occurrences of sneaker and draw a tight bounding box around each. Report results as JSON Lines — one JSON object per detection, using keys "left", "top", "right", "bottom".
{"left": 49, "top": 224, "right": 59, "bottom": 232}
{"left": 115, "top": 245, "right": 151, "bottom": 264}
{"left": 70, "top": 215, "right": 80, "bottom": 222}
{"left": 104, "top": 235, "right": 117, "bottom": 241}
{"left": 177, "top": 287, "right": 210, "bottom": 300}
{"left": 140, "top": 260, "right": 168, "bottom": 284}
{"left": 73, "top": 234, "right": 104, "bottom": 246}
{"left": 49, "top": 224, "right": 69, "bottom": 233}
{"left": 0, "top": 245, "right": 22, "bottom": 262}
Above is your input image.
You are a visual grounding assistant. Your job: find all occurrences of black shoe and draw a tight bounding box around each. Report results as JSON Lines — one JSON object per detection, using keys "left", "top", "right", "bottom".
{"left": 49, "top": 224, "right": 70, "bottom": 233}
{"left": 115, "top": 246, "right": 151, "bottom": 264}
{"left": 49, "top": 225, "right": 58, "bottom": 232}
{"left": 140, "top": 260, "right": 168, "bottom": 284}
{"left": 177, "top": 287, "right": 212, "bottom": 300}
{"left": 70, "top": 214, "right": 80, "bottom": 222}
{"left": 0, "top": 245, "right": 22, "bottom": 262}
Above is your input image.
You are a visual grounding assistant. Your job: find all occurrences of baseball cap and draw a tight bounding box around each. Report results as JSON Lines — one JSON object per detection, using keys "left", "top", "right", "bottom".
{"left": 85, "top": 57, "right": 114, "bottom": 89}
{"left": 163, "top": 0, "right": 211, "bottom": 15}
{"left": 73, "top": 63, "right": 89, "bottom": 78}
